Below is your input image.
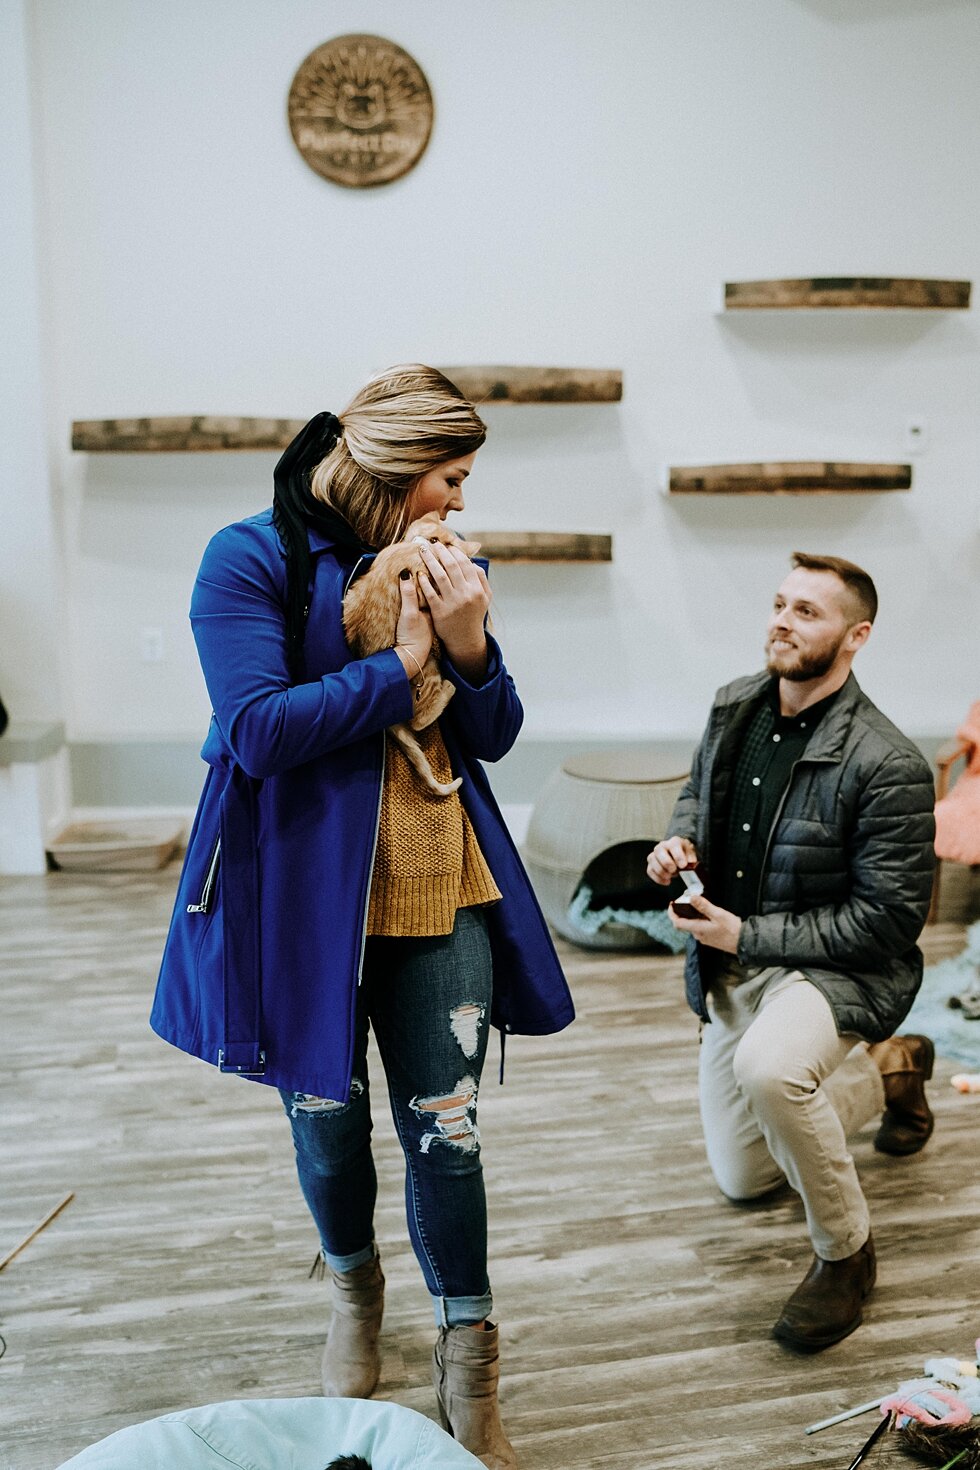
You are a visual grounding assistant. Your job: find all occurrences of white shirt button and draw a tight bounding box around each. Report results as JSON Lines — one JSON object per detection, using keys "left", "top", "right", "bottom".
{"left": 742, "top": 822, "right": 751, "bottom": 831}
{"left": 800, "top": 720, "right": 807, "bottom": 729}
{"left": 752, "top": 777, "right": 761, "bottom": 786}
{"left": 773, "top": 733, "right": 781, "bottom": 742}
{"left": 736, "top": 869, "right": 744, "bottom": 878}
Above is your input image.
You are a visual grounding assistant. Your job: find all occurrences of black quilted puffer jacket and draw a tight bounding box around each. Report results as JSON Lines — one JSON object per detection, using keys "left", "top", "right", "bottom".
{"left": 670, "top": 670, "right": 936, "bottom": 1041}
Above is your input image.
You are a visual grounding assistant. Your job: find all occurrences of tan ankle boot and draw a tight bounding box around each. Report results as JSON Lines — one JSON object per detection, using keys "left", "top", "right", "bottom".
{"left": 320, "top": 1254, "right": 384, "bottom": 1398}
{"left": 432, "top": 1322, "right": 518, "bottom": 1470}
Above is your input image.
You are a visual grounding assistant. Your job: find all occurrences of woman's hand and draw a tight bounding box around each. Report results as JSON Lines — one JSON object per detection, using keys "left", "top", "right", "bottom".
{"left": 418, "top": 541, "right": 491, "bottom": 682}
{"left": 394, "top": 568, "right": 434, "bottom": 681}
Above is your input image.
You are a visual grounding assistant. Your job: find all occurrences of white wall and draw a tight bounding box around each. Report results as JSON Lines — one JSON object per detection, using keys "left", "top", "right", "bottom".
{"left": 0, "top": 0, "right": 63, "bottom": 724}
{"left": 17, "top": 0, "right": 980, "bottom": 752}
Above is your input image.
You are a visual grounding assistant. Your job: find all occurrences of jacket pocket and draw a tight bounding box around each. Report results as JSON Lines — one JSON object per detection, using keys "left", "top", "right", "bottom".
{"left": 186, "top": 836, "right": 221, "bottom": 914}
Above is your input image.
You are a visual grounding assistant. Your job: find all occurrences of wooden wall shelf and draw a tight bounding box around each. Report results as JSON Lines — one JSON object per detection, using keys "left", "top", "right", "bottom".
{"left": 669, "top": 462, "right": 912, "bottom": 495}
{"left": 438, "top": 367, "right": 622, "bottom": 403}
{"left": 468, "top": 532, "right": 612, "bottom": 563}
{"left": 71, "top": 416, "right": 306, "bottom": 453}
{"left": 71, "top": 370, "right": 624, "bottom": 453}
{"left": 722, "top": 278, "right": 971, "bottom": 310}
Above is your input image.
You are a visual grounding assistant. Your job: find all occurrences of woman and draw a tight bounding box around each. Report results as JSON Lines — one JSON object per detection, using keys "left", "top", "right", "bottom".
{"left": 151, "top": 365, "right": 574, "bottom": 1470}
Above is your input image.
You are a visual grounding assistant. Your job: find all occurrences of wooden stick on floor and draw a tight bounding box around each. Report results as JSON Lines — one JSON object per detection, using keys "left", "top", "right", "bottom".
{"left": 804, "top": 1399, "right": 885, "bottom": 1434}
{"left": 0, "top": 1192, "right": 75, "bottom": 1272}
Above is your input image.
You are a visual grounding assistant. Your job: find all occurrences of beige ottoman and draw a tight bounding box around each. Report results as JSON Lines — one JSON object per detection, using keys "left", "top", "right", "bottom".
{"left": 524, "top": 748, "right": 690, "bottom": 949}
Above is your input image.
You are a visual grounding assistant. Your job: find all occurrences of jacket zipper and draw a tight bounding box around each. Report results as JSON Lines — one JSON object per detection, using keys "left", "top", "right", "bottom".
{"left": 345, "top": 552, "right": 385, "bottom": 987}
{"left": 343, "top": 555, "right": 371, "bottom": 598}
{"left": 754, "top": 754, "right": 835, "bottom": 912}
{"left": 355, "top": 734, "right": 386, "bottom": 986}
{"left": 186, "top": 837, "right": 221, "bottom": 914}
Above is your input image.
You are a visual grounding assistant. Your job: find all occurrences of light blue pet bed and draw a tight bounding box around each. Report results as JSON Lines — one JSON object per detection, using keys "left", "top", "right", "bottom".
{"left": 567, "top": 883, "right": 687, "bottom": 953}
{"left": 905, "top": 919, "right": 980, "bottom": 1069}
{"left": 55, "top": 1396, "right": 482, "bottom": 1470}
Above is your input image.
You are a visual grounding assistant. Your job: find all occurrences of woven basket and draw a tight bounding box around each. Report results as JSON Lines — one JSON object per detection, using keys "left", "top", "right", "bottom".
{"left": 524, "top": 750, "right": 690, "bottom": 949}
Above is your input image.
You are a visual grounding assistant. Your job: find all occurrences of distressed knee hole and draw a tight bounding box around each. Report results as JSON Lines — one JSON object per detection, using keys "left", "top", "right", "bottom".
{"left": 449, "top": 1002, "right": 485, "bottom": 1059}
{"left": 410, "top": 1075, "right": 480, "bottom": 1154}
{"left": 290, "top": 1077, "right": 364, "bottom": 1117}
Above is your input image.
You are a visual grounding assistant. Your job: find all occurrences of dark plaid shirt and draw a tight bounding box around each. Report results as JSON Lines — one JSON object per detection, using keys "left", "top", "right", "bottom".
{"left": 720, "top": 679, "right": 842, "bottom": 918}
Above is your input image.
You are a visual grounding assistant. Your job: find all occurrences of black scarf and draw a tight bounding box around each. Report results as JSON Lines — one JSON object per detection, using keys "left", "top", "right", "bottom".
{"left": 271, "top": 411, "right": 374, "bottom": 676}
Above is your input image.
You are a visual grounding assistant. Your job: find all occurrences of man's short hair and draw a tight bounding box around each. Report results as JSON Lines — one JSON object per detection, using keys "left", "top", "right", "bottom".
{"left": 324, "top": 1457, "right": 371, "bottom": 1470}
{"left": 790, "top": 551, "right": 878, "bottom": 624}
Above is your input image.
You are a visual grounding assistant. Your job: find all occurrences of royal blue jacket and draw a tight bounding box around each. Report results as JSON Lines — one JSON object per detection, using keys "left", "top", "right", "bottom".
{"left": 150, "top": 510, "right": 574, "bottom": 1099}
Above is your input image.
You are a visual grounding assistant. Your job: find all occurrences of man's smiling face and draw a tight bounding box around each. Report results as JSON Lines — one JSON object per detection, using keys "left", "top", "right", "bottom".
{"left": 765, "top": 567, "right": 864, "bottom": 683}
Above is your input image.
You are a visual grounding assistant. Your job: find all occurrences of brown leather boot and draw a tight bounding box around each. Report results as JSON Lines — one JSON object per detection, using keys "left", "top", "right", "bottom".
{"left": 320, "top": 1254, "right": 384, "bottom": 1398}
{"left": 868, "top": 1034, "right": 935, "bottom": 1155}
{"left": 772, "top": 1235, "right": 876, "bottom": 1351}
{"left": 432, "top": 1322, "right": 518, "bottom": 1470}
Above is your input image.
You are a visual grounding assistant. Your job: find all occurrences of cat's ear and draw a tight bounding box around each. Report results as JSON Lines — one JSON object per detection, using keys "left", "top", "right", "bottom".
{"left": 403, "top": 511, "right": 441, "bottom": 543}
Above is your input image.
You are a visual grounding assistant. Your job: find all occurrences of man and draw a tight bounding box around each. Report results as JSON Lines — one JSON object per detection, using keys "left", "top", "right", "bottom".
{"left": 647, "top": 552, "right": 936, "bottom": 1351}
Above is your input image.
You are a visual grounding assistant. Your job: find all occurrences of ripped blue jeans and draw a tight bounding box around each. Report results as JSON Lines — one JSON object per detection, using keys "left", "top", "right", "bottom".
{"left": 280, "top": 906, "right": 494, "bottom": 1327}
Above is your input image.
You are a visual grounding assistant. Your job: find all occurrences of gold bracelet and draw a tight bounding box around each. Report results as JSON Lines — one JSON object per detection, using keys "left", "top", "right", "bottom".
{"left": 396, "top": 645, "right": 425, "bottom": 680}
{"left": 396, "top": 644, "right": 425, "bottom": 701}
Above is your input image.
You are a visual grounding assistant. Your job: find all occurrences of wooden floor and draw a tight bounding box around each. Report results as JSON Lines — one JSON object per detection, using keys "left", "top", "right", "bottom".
{"left": 1, "top": 864, "right": 978, "bottom": 1470}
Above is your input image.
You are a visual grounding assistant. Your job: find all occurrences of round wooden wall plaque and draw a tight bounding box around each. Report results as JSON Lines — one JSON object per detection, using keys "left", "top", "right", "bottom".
{"left": 287, "top": 34, "right": 434, "bottom": 188}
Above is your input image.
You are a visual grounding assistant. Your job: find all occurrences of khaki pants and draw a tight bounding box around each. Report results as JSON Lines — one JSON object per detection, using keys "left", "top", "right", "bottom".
{"left": 698, "top": 964, "right": 885, "bottom": 1260}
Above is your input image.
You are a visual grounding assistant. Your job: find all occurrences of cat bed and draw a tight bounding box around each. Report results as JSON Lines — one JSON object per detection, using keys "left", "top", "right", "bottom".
{"left": 55, "top": 1396, "right": 482, "bottom": 1469}
{"left": 523, "top": 749, "right": 691, "bottom": 950}
{"left": 47, "top": 818, "right": 183, "bottom": 872}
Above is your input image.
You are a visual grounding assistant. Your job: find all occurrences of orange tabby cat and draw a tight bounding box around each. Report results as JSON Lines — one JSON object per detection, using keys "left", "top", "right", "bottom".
{"left": 342, "top": 512, "right": 482, "bottom": 797}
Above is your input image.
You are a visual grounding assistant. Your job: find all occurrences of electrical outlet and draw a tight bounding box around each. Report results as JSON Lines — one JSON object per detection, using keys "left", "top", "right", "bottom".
{"left": 905, "top": 420, "right": 928, "bottom": 455}
{"left": 140, "top": 627, "right": 164, "bottom": 663}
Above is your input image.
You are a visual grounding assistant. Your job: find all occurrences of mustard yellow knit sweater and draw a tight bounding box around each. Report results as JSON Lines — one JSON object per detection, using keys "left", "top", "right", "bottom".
{"left": 367, "top": 724, "right": 502, "bottom": 937}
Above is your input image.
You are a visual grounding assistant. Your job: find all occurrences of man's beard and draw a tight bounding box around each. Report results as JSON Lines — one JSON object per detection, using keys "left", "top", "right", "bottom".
{"left": 766, "top": 633, "right": 845, "bottom": 682}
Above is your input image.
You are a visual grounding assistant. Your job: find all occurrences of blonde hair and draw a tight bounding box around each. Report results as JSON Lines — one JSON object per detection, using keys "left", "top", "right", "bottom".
{"left": 310, "top": 364, "right": 487, "bottom": 548}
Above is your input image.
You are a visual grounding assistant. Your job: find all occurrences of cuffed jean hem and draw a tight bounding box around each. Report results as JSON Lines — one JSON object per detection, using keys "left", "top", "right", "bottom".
{"left": 433, "top": 1290, "right": 494, "bottom": 1327}
{"left": 320, "top": 1242, "right": 376, "bottom": 1274}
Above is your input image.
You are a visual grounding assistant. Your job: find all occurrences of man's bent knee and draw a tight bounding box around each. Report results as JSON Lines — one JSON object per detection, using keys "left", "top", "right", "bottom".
{"left": 732, "top": 1046, "right": 815, "bottom": 1113}
{"left": 706, "top": 1139, "right": 786, "bottom": 1202}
